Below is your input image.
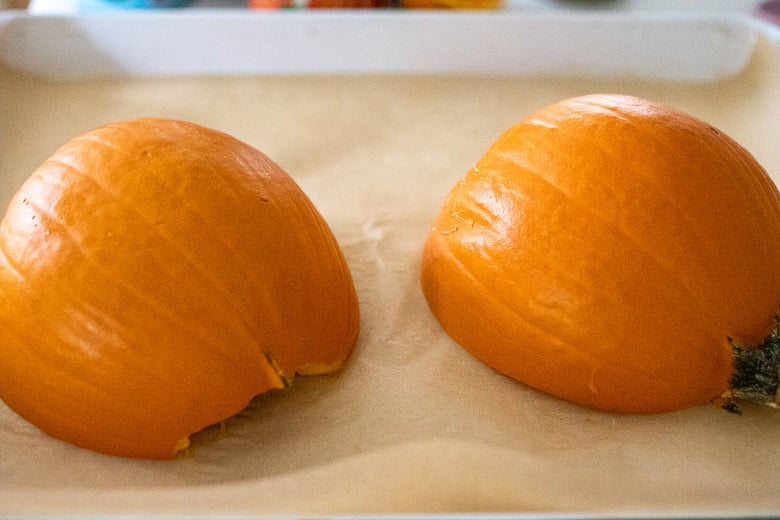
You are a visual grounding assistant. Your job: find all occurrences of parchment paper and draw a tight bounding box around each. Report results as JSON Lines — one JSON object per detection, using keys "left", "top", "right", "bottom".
{"left": 0, "top": 37, "right": 778, "bottom": 516}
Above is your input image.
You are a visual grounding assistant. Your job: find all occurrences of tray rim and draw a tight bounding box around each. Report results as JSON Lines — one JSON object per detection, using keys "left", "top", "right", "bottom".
{"left": 0, "top": 9, "right": 778, "bottom": 80}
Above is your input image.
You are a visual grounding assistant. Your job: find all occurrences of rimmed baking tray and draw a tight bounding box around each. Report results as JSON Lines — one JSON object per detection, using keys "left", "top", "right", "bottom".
{"left": 0, "top": 8, "right": 779, "bottom": 517}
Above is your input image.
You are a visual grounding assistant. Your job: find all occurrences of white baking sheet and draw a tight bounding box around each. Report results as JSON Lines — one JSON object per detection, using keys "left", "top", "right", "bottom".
{"left": 0, "top": 10, "right": 779, "bottom": 517}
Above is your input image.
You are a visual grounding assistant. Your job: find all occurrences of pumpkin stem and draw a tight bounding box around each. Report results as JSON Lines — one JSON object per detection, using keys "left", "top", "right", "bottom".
{"left": 725, "top": 321, "right": 780, "bottom": 412}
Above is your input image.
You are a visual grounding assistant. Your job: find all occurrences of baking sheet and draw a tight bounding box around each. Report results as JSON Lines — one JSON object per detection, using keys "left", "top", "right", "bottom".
{"left": 0, "top": 11, "right": 779, "bottom": 516}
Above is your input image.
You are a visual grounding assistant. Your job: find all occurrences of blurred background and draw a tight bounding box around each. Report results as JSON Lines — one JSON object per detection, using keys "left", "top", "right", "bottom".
{"left": 0, "top": 0, "right": 777, "bottom": 17}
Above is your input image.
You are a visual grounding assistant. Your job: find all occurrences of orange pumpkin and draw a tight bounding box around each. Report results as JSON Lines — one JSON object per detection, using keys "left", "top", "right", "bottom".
{"left": 421, "top": 94, "right": 780, "bottom": 413}
{"left": 0, "top": 118, "right": 359, "bottom": 458}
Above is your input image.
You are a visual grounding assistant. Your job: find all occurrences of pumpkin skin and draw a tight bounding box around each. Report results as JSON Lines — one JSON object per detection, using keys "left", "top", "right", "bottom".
{"left": 0, "top": 118, "right": 359, "bottom": 458}
{"left": 421, "top": 94, "right": 780, "bottom": 413}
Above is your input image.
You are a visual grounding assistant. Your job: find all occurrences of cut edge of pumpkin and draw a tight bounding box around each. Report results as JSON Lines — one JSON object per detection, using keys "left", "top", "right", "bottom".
{"left": 166, "top": 351, "right": 290, "bottom": 459}
{"left": 169, "top": 349, "right": 351, "bottom": 458}
{"left": 294, "top": 359, "right": 349, "bottom": 376}
{"left": 174, "top": 436, "right": 191, "bottom": 455}
{"left": 721, "top": 317, "right": 780, "bottom": 414}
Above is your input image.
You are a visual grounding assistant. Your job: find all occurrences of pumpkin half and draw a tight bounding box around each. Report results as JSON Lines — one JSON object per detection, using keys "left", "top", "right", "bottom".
{"left": 0, "top": 118, "right": 359, "bottom": 458}
{"left": 421, "top": 94, "right": 780, "bottom": 413}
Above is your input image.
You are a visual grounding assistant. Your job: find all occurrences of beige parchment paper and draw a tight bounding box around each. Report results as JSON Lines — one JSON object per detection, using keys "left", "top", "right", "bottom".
{"left": 0, "top": 37, "right": 778, "bottom": 516}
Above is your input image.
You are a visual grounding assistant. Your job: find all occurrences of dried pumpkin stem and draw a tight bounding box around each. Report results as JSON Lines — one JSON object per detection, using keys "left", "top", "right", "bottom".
{"left": 726, "top": 322, "right": 780, "bottom": 411}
